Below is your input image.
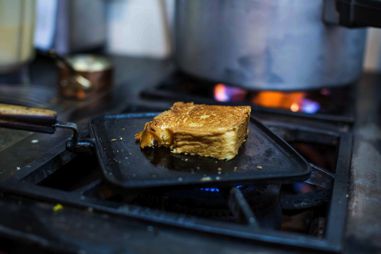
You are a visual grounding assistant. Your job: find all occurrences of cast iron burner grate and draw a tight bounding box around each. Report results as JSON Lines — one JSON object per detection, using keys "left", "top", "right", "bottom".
{"left": 141, "top": 71, "right": 356, "bottom": 124}
{"left": 84, "top": 182, "right": 283, "bottom": 229}
{"left": 0, "top": 105, "right": 351, "bottom": 253}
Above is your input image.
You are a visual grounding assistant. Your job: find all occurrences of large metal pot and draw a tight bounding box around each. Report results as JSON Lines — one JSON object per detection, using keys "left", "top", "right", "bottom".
{"left": 175, "top": 0, "right": 367, "bottom": 90}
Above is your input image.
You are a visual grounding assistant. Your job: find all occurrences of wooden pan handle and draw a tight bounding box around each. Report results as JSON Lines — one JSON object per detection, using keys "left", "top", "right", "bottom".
{"left": 0, "top": 104, "right": 58, "bottom": 133}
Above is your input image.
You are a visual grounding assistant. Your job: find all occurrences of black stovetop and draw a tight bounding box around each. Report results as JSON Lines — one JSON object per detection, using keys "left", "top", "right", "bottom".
{"left": 0, "top": 55, "right": 379, "bottom": 254}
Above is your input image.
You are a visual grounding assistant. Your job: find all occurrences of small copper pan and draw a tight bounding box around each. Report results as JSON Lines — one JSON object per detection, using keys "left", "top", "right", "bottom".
{"left": 58, "top": 55, "right": 113, "bottom": 100}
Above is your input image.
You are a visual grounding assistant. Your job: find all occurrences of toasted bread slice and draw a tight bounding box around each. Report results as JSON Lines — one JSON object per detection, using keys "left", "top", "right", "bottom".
{"left": 135, "top": 102, "right": 251, "bottom": 160}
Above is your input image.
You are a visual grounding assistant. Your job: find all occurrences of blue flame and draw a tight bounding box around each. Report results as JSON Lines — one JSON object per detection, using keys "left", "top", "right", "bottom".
{"left": 301, "top": 99, "right": 320, "bottom": 114}
{"left": 200, "top": 187, "right": 220, "bottom": 192}
{"left": 200, "top": 185, "right": 244, "bottom": 193}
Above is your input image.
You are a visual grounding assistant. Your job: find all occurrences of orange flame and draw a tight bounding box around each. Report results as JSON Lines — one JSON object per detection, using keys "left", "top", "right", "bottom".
{"left": 251, "top": 91, "right": 305, "bottom": 112}
{"left": 213, "top": 83, "right": 319, "bottom": 113}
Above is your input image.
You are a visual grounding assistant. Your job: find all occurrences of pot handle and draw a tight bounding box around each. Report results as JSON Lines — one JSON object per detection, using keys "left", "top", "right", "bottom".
{"left": 336, "top": 0, "right": 381, "bottom": 28}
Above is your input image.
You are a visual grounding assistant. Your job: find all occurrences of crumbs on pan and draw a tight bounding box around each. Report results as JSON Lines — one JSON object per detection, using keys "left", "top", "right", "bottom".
{"left": 53, "top": 203, "right": 63, "bottom": 213}
{"left": 201, "top": 176, "right": 212, "bottom": 181}
{"left": 111, "top": 137, "right": 124, "bottom": 142}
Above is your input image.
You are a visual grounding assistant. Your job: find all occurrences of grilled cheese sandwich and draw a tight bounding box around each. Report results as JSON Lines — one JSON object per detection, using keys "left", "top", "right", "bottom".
{"left": 135, "top": 102, "right": 251, "bottom": 160}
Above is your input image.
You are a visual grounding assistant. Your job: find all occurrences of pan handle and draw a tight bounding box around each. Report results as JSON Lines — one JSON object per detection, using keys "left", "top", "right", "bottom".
{"left": 0, "top": 103, "right": 90, "bottom": 151}
{"left": 0, "top": 103, "right": 59, "bottom": 133}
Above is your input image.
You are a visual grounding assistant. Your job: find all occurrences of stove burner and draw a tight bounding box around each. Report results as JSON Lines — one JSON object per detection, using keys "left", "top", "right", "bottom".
{"left": 141, "top": 72, "right": 355, "bottom": 123}
{"left": 214, "top": 84, "right": 321, "bottom": 114}
{"left": 23, "top": 117, "right": 338, "bottom": 237}
{"left": 0, "top": 103, "right": 351, "bottom": 253}
{"left": 86, "top": 183, "right": 284, "bottom": 229}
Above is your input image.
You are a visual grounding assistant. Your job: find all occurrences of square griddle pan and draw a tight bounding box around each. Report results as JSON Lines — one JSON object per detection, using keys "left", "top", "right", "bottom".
{"left": 0, "top": 104, "right": 311, "bottom": 190}
{"left": 90, "top": 113, "right": 311, "bottom": 189}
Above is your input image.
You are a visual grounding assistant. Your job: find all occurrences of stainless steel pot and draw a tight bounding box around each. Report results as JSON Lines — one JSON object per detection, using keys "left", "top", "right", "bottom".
{"left": 175, "top": 0, "right": 367, "bottom": 90}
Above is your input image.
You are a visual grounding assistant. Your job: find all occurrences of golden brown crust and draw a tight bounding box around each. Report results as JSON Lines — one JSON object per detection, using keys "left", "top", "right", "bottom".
{"left": 135, "top": 102, "right": 251, "bottom": 160}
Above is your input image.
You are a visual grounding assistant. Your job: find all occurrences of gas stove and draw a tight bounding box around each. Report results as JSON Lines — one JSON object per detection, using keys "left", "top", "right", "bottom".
{"left": 0, "top": 55, "right": 379, "bottom": 253}
{"left": 142, "top": 71, "right": 356, "bottom": 125}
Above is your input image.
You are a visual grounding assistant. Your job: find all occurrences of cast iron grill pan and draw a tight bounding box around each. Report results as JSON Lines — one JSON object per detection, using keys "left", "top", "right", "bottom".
{"left": 0, "top": 104, "right": 311, "bottom": 190}
{"left": 90, "top": 113, "right": 311, "bottom": 189}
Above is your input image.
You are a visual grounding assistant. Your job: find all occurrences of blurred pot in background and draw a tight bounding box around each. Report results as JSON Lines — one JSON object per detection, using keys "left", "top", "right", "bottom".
{"left": 0, "top": 0, "right": 35, "bottom": 74}
{"left": 58, "top": 55, "right": 113, "bottom": 100}
{"left": 34, "top": 0, "right": 106, "bottom": 55}
{"left": 175, "top": 0, "right": 371, "bottom": 91}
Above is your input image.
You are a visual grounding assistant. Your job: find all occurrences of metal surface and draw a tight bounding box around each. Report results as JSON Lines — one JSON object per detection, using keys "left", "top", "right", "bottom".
{"left": 228, "top": 187, "right": 259, "bottom": 227}
{"left": 0, "top": 195, "right": 289, "bottom": 254}
{"left": 46, "top": 50, "right": 92, "bottom": 97}
{"left": 0, "top": 65, "right": 348, "bottom": 253}
{"left": 90, "top": 113, "right": 311, "bottom": 189}
{"left": 305, "top": 164, "right": 334, "bottom": 189}
{"left": 0, "top": 104, "right": 83, "bottom": 143}
{"left": 0, "top": 118, "right": 351, "bottom": 253}
{"left": 0, "top": 55, "right": 172, "bottom": 182}
{"left": 0, "top": 103, "right": 57, "bottom": 133}
{"left": 175, "top": 0, "right": 366, "bottom": 90}
{"left": 346, "top": 73, "right": 381, "bottom": 252}
{"left": 0, "top": 56, "right": 379, "bottom": 253}
{"left": 336, "top": 0, "right": 381, "bottom": 28}
{"left": 58, "top": 54, "right": 113, "bottom": 100}
{"left": 0, "top": 102, "right": 310, "bottom": 189}
{"left": 281, "top": 189, "right": 331, "bottom": 210}
{"left": 0, "top": 0, "right": 36, "bottom": 73}
{"left": 140, "top": 71, "right": 357, "bottom": 126}
{"left": 43, "top": 0, "right": 106, "bottom": 55}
